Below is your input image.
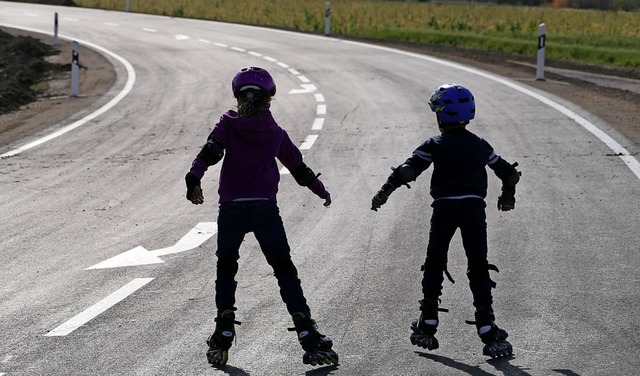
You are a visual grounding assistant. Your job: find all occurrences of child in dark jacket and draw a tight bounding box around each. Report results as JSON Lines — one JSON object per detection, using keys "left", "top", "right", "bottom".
{"left": 371, "top": 83, "right": 520, "bottom": 358}
{"left": 186, "top": 67, "right": 337, "bottom": 367}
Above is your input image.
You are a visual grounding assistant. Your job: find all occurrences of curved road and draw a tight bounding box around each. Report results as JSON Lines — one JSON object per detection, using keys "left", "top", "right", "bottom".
{"left": 1, "top": 2, "right": 639, "bottom": 375}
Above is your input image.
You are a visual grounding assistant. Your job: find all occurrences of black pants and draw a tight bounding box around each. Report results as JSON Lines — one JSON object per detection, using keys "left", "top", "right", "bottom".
{"left": 215, "top": 200, "right": 310, "bottom": 315}
{"left": 422, "top": 198, "right": 494, "bottom": 308}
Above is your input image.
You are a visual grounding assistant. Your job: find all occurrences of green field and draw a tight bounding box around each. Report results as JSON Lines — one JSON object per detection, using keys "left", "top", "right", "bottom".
{"left": 74, "top": 0, "right": 640, "bottom": 69}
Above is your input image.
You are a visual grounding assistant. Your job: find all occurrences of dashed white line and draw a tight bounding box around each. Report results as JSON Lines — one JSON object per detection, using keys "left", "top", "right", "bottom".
{"left": 45, "top": 278, "right": 154, "bottom": 337}
{"left": 231, "top": 46, "right": 246, "bottom": 52}
{"left": 277, "top": 62, "right": 289, "bottom": 68}
{"left": 198, "top": 38, "right": 211, "bottom": 44}
{"left": 142, "top": 28, "right": 157, "bottom": 33}
{"left": 314, "top": 93, "right": 325, "bottom": 102}
{"left": 300, "top": 135, "right": 319, "bottom": 150}
{"left": 263, "top": 56, "right": 277, "bottom": 62}
{"left": 174, "top": 34, "right": 190, "bottom": 40}
{"left": 104, "top": 22, "right": 119, "bottom": 26}
{"left": 312, "top": 118, "right": 325, "bottom": 130}
{"left": 248, "top": 51, "right": 262, "bottom": 57}
{"left": 288, "top": 68, "right": 300, "bottom": 75}
{"left": 316, "top": 104, "right": 327, "bottom": 115}
{"left": 297, "top": 75, "right": 310, "bottom": 83}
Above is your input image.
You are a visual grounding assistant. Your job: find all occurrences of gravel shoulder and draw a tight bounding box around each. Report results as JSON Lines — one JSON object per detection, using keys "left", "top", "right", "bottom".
{"left": 1, "top": 27, "right": 638, "bottom": 152}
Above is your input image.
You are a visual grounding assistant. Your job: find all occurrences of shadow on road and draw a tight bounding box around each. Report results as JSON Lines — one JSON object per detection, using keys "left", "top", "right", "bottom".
{"left": 416, "top": 351, "right": 533, "bottom": 376}
{"left": 209, "top": 364, "right": 251, "bottom": 375}
{"left": 551, "top": 370, "right": 582, "bottom": 376}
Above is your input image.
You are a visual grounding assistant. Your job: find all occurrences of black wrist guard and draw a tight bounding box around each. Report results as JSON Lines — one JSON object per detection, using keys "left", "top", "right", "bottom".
{"left": 498, "top": 186, "right": 516, "bottom": 208}
{"left": 185, "top": 172, "right": 201, "bottom": 200}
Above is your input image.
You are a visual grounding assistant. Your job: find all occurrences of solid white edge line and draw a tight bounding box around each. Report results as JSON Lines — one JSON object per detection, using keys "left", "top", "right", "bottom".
{"left": 44, "top": 278, "right": 153, "bottom": 337}
{"left": 125, "top": 15, "right": 640, "bottom": 180}
{"left": 0, "top": 24, "right": 136, "bottom": 159}
{"left": 339, "top": 39, "right": 640, "bottom": 181}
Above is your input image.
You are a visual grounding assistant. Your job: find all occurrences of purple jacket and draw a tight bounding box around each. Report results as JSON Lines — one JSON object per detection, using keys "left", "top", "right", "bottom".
{"left": 189, "top": 109, "right": 329, "bottom": 203}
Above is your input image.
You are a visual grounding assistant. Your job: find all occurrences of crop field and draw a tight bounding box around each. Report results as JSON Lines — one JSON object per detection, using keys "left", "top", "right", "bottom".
{"left": 74, "top": 0, "right": 640, "bottom": 69}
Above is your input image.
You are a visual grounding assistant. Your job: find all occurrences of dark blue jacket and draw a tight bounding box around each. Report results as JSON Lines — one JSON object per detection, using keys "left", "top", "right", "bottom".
{"left": 388, "top": 127, "right": 515, "bottom": 200}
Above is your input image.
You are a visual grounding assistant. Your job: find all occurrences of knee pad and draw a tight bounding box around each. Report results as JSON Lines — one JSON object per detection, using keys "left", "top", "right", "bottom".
{"left": 466, "top": 262, "right": 499, "bottom": 288}
{"left": 217, "top": 258, "right": 238, "bottom": 279}
{"left": 271, "top": 258, "right": 298, "bottom": 279}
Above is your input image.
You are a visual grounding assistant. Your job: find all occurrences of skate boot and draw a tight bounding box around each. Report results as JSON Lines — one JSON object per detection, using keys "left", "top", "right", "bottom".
{"left": 410, "top": 299, "right": 445, "bottom": 350}
{"left": 289, "top": 312, "right": 339, "bottom": 366}
{"left": 206, "top": 309, "right": 241, "bottom": 366}
{"left": 467, "top": 305, "right": 512, "bottom": 359}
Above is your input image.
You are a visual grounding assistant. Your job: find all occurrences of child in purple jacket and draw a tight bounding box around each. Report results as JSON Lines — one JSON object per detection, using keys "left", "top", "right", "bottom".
{"left": 185, "top": 67, "right": 337, "bottom": 367}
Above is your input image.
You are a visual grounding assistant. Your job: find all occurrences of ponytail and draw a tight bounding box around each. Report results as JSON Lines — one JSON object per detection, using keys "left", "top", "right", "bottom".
{"left": 237, "top": 89, "right": 272, "bottom": 118}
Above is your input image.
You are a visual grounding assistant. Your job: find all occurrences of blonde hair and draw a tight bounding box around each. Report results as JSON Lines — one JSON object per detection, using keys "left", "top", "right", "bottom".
{"left": 237, "top": 90, "right": 272, "bottom": 118}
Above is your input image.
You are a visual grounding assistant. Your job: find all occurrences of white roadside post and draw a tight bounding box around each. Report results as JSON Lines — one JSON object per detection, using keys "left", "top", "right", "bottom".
{"left": 325, "top": 1, "right": 331, "bottom": 36}
{"left": 536, "top": 23, "right": 546, "bottom": 81}
{"left": 125, "top": 0, "right": 130, "bottom": 12}
{"left": 53, "top": 12, "right": 59, "bottom": 46}
{"left": 71, "top": 41, "right": 80, "bottom": 97}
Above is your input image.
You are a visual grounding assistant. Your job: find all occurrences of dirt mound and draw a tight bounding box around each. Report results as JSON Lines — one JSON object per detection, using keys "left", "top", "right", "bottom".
{"left": 0, "top": 29, "right": 69, "bottom": 115}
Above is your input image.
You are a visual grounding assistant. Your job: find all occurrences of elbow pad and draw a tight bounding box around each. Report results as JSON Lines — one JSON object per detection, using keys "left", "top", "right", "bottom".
{"left": 291, "top": 162, "right": 318, "bottom": 186}
{"left": 504, "top": 162, "right": 521, "bottom": 187}
{"left": 394, "top": 163, "right": 416, "bottom": 184}
{"left": 197, "top": 138, "right": 224, "bottom": 166}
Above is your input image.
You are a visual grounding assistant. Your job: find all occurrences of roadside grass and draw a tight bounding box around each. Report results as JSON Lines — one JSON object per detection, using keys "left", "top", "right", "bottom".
{"left": 72, "top": 0, "right": 640, "bottom": 69}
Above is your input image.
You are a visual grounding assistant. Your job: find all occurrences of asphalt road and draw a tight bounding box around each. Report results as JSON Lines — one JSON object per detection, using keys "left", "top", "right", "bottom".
{"left": 1, "top": 2, "right": 639, "bottom": 375}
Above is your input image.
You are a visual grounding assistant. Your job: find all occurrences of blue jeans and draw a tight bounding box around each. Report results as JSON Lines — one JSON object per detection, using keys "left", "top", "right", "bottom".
{"left": 215, "top": 200, "right": 309, "bottom": 315}
{"left": 422, "top": 198, "right": 494, "bottom": 308}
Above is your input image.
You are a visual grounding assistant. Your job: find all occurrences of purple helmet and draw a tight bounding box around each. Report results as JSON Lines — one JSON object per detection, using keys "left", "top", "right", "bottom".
{"left": 428, "top": 83, "right": 475, "bottom": 123}
{"left": 231, "top": 67, "right": 276, "bottom": 98}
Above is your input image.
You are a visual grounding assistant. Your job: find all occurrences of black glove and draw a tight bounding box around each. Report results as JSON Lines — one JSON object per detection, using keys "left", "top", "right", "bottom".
{"left": 497, "top": 186, "right": 516, "bottom": 211}
{"left": 371, "top": 183, "right": 396, "bottom": 211}
{"left": 185, "top": 172, "right": 201, "bottom": 201}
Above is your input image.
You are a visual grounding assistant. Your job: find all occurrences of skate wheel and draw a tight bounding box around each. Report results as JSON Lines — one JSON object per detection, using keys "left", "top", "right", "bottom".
{"left": 483, "top": 340, "right": 512, "bottom": 358}
{"left": 207, "top": 349, "right": 228, "bottom": 367}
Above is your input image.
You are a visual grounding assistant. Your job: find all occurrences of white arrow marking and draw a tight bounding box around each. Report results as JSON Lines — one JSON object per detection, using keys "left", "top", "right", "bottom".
{"left": 289, "top": 84, "right": 317, "bottom": 94}
{"left": 45, "top": 278, "right": 153, "bottom": 336}
{"left": 86, "top": 222, "right": 217, "bottom": 269}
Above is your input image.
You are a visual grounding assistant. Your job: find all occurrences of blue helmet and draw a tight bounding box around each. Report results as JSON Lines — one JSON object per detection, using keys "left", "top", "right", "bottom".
{"left": 428, "top": 84, "right": 475, "bottom": 123}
